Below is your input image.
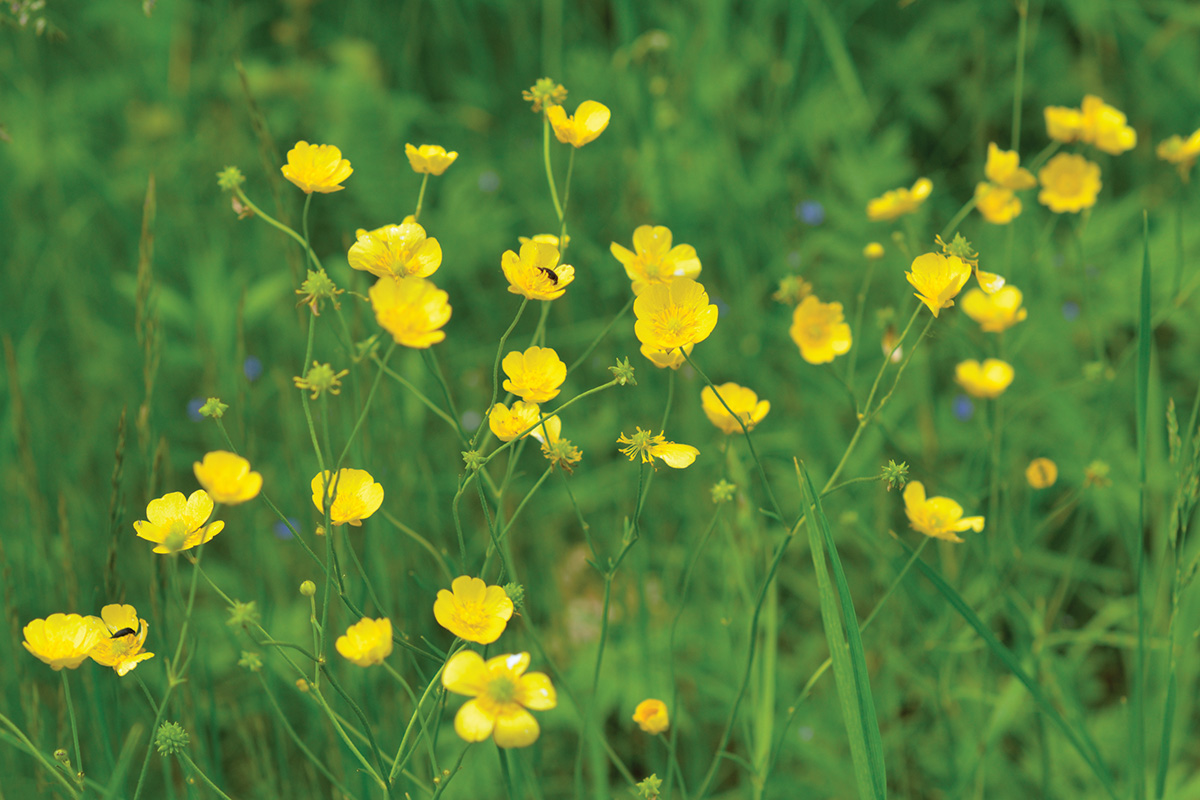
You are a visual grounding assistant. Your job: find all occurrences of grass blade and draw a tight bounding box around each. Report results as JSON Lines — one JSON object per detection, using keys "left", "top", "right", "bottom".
{"left": 1135, "top": 212, "right": 1152, "bottom": 800}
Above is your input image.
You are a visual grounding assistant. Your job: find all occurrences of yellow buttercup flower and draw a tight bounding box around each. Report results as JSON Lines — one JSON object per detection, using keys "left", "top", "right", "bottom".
{"left": 903, "top": 481, "right": 984, "bottom": 543}
{"left": 23, "top": 614, "right": 107, "bottom": 671}
{"left": 1157, "top": 129, "right": 1200, "bottom": 181}
{"left": 639, "top": 342, "right": 693, "bottom": 370}
{"left": 617, "top": 428, "right": 699, "bottom": 469}
{"left": 1038, "top": 153, "right": 1101, "bottom": 213}
{"left": 348, "top": 221, "right": 442, "bottom": 279}
{"left": 1045, "top": 105, "right": 1085, "bottom": 143}
{"left": 546, "top": 100, "right": 611, "bottom": 148}
{"left": 518, "top": 233, "right": 569, "bottom": 249}
{"left": 633, "top": 277, "right": 718, "bottom": 353}
{"left": 701, "top": 383, "right": 770, "bottom": 435}
{"left": 632, "top": 699, "right": 669, "bottom": 734}
{"left": 789, "top": 295, "right": 852, "bottom": 365}
{"left": 984, "top": 143, "right": 1036, "bottom": 190}
{"left": 357, "top": 218, "right": 415, "bottom": 237}
{"left": 281, "top": 141, "right": 353, "bottom": 194}
{"left": 1080, "top": 95, "right": 1136, "bottom": 156}
{"left": 955, "top": 358, "right": 1014, "bottom": 399}
{"left": 336, "top": 618, "right": 394, "bottom": 667}
{"left": 610, "top": 225, "right": 702, "bottom": 295}
{"left": 960, "top": 286, "right": 1027, "bottom": 333}
{"left": 866, "top": 178, "right": 932, "bottom": 222}
{"left": 863, "top": 242, "right": 885, "bottom": 260}
{"left": 1026, "top": 458, "right": 1058, "bottom": 489}
{"left": 88, "top": 604, "right": 154, "bottom": 677}
{"left": 488, "top": 401, "right": 542, "bottom": 442}
{"left": 533, "top": 416, "right": 582, "bottom": 472}
{"left": 404, "top": 143, "right": 458, "bottom": 176}
{"left": 134, "top": 490, "right": 225, "bottom": 554}
{"left": 442, "top": 651, "right": 557, "bottom": 748}
{"left": 311, "top": 469, "right": 384, "bottom": 527}
{"left": 194, "top": 451, "right": 262, "bottom": 506}
{"left": 974, "top": 182, "right": 1022, "bottom": 225}
{"left": 369, "top": 275, "right": 451, "bottom": 348}
{"left": 501, "top": 242, "right": 575, "bottom": 301}
{"left": 434, "top": 576, "right": 515, "bottom": 645}
{"left": 502, "top": 346, "right": 567, "bottom": 403}
{"left": 906, "top": 253, "right": 972, "bottom": 317}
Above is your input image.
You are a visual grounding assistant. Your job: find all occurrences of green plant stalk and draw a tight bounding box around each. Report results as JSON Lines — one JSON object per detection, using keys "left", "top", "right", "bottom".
{"left": 413, "top": 173, "right": 430, "bottom": 222}
{"left": 846, "top": 257, "right": 878, "bottom": 388}
{"left": 320, "top": 664, "right": 392, "bottom": 796}
{"left": 233, "top": 187, "right": 319, "bottom": 270}
{"left": 373, "top": 358, "right": 460, "bottom": 435}
{"left": 381, "top": 510, "right": 455, "bottom": 583}
{"left": 1011, "top": 0, "right": 1028, "bottom": 152}
{"left": 336, "top": 340, "right": 397, "bottom": 470}
{"left": 310, "top": 686, "right": 388, "bottom": 791}
{"left": 301, "top": 313, "right": 328, "bottom": 472}
{"left": 255, "top": 672, "right": 358, "bottom": 800}
{"left": 1132, "top": 214, "right": 1152, "bottom": 800}
{"left": 429, "top": 745, "right": 472, "bottom": 800}
{"left": 389, "top": 653, "right": 456, "bottom": 784}
{"left": 559, "top": 147, "right": 576, "bottom": 248}
{"left": 177, "top": 751, "right": 235, "bottom": 800}
{"left": 567, "top": 295, "right": 635, "bottom": 375}
{"left": 0, "top": 715, "right": 80, "bottom": 799}
{"left": 473, "top": 298, "right": 530, "bottom": 447}
{"left": 61, "top": 671, "right": 84, "bottom": 789}
{"left": 543, "top": 115, "right": 564, "bottom": 222}
{"left": 421, "top": 348, "right": 469, "bottom": 441}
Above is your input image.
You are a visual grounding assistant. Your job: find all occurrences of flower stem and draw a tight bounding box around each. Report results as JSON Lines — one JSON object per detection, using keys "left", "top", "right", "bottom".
{"left": 559, "top": 147, "right": 576, "bottom": 250}
{"left": 543, "top": 115, "right": 564, "bottom": 222}
{"left": 566, "top": 295, "right": 635, "bottom": 375}
{"left": 1011, "top": 0, "right": 1028, "bottom": 152}
{"left": 233, "top": 187, "right": 318, "bottom": 269}
{"left": 414, "top": 173, "right": 430, "bottom": 222}
{"left": 475, "top": 298, "right": 530, "bottom": 447}
{"left": 61, "top": 671, "right": 83, "bottom": 788}
{"left": 177, "top": 752, "right": 236, "bottom": 800}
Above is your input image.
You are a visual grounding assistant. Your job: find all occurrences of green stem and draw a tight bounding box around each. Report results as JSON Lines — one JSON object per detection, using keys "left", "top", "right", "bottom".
{"left": 475, "top": 298, "right": 530, "bottom": 447}
{"left": 0, "top": 712, "right": 80, "bottom": 799}
{"left": 846, "top": 258, "right": 878, "bottom": 388}
{"left": 388, "top": 655, "right": 452, "bottom": 784}
{"left": 61, "top": 671, "right": 83, "bottom": 788}
{"left": 300, "top": 314, "right": 327, "bottom": 473}
{"left": 256, "top": 672, "right": 358, "bottom": 799}
{"left": 320, "top": 665, "right": 393, "bottom": 796}
{"left": 233, "top": 187, "right": 319, "bottom": 269}
{"left": 559, "top": 147, "right": 576, "bottom": 249}
{"left": 336, "top": 341, "right": 397, "bottom": 470}
{"left": 1011, "top": 0, "right": 1028, "bottom": 152}
{"left": 414, "top": 173, "right": 430, "bottom": 222}
{"left": 543, "top": 115, "right": 564, "bottom": 222}
{"left": 567, "top": 296, "right": 635, "bottom": 375}
{"left": 177, "top": 752, "right": 235, "bottom": 800}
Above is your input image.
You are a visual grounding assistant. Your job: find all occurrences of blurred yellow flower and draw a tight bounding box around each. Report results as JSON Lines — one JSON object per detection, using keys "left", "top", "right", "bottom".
{"left": 906, "top": 253, "right": 971, "bottom": 317}
{"left": 633, "top": 699, "right": 669, "bottom": 734}
{"left": 701, "top": 383, "right": 770, "bottom": 435}
{"left": 336, "top": 618, "right": 394, "bottom": 667}
{"left": 960, "top": 286, "right": 1027, "bottom": 333}
{"left": 974, "top": 182, "right": 1022, "bottom": 225}
{"left": 405, "top": 143, "right": 458, "bottom": 176}
{"left": 134, "top": 490, "right": 225, "bottom": 554}
{"left": 23, "top": 614, "right": 106, "bottom": 671}
{"left": 535, "top": 416, "right": 582, "bottom": 472}
{"left": 1026, "top": 458, "right": 1058, "bottom": 489}
{"left": 863, "top": 242, "right": 885, "bottom": 260}
{"left": 955, "top": 358, "right": 1014, "bottom": 398}
{"left": 866, "top": 178, "right": 932, "bottom": 221}
{"left": 610, "top": 225, "right": 702, "bottom": 294}
{"left": 434, "top": 576, "right": 514, "bottom": 644}
{"left": 311, "top": 469, "right": 384, "bottom": 527}
{"left": 194, "top": 451, "right": 262, "bottom": 506}
{"left": 1157, "top": 129, "right": 1200, "bottom": 181}
{"left": 1045, "top": 105, "right": 1085, "bottom": 143}
{"left": 984, "top": 143, "right": 1036, "bottom": 190}
{"left": 903, "top": 481, "right": 984, "bottom": 543}
{"left": 789, "top": 295, "right": 852, "bottom": 365}
{"left": 639, "top": 342, "right": 692, "bottom": 370}
{"left": 281, "top": 141, "right": 352, "bottom": 194}
{"left": 488, "top": 401, "right": 542, "bottom": 442}
{"left": 88, "top": 604, "right": 154, "bottom": 677}
{"left": 633, "top": 277, "right": 718, "bottom": 353}
{"left": 547, "top": 100, "right": 611, "bottom": 147}
{"left": 348, "top": 221, "right": 442, "bottom": 280}
{"left": 501, "top": 242, "right": 575, "bottom": 301}
{"left": 370, "top": 275, "right": 451, "bottom": 348}
{"left": 518, "top": 233, "right": 569, "bottom": 248}
{"left": 502, "top": 346, "right": 567, "bottom": 403}
{"left": 1038, "top": 153, "right": 1101, "bottom": 213}
{"left": 1044, "top": 96, "right": 1136, "bottom": 155}
{"left": 617, "top": 428, "right": 699, "bottom": 469}
{"left": 443, "top": 651, "right": 557, "bottom": 748}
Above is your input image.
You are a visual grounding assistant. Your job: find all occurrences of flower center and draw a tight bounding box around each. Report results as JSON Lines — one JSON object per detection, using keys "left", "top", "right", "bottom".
{"left": 487, "top": 673, "right": 519, "bottom": 704}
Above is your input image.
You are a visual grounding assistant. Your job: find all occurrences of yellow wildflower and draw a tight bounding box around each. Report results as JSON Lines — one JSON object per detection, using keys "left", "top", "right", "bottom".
{"left": 88, "top": 604, "right": 154, "bottom": 677}
{"left": 866, "top": 178, "right": 932, "bottom": 222}
{"left": 22, "top": 614, "right": 107, "bottom": 671}
{"left": 518, "top": 233, "right": 569, "bottom": 249}
{"left": 434, "top": 576, "right": 514, "bottom": 645}
{"left": 1045, "top": 105, "right": 1085, "bottom": 143}
{"left": 348, "top": 221, "right": 442, "bottom": 280}
{"left": 134, "top": 490, "right": 225, "bottom": 554}
{"left": 1026, "top": 458, "right": 1058, "bottom": 489}
{"left": 1080, "top": 95, "right": 1137, "bottom": 155}
{"left": 700, "top": 383, "right": 770, "bottom": 435}
{"left": 633, "top": 277, "right": 718, "bottom": 353}
{"left": 984, "top": 143, "right": 1036, "bottom": 190}
{"left": 789, "top": 295, "right": 852, "bottom": 365}
{"left": 960, "top": 286, "right": 1028, "bottom": 333}
{"left": 617, "top": 428, "right": 699, "bottom": 469}
{"left": 974, "top": 182, "right": 1022, "bottom": 225}
{"left": 610, "top": 225, "right": 702, "bottom": 294}
{"left": 903, "top": 481, "right": 984, "bottom": 543}
{"left": 311, "top": 469, "right": 384, "bottom": 527}
{"left": 773, "top": 275, "right": 813, "bottom": 305}
{"left": 442, "top": 651, "right": 557, "bottom": 748}
{"left": 906, "top": 253, "right": 971, "bottom": 317}
{"left": 335, "top": 618, "right": 394, "bottom": 667}
{"left": 546, "top": 100, "right": 611, "bottom": 148}
{"left": 404, "top": 143, "right": 458, "bottom": 176}
{"left": 502, "top": 346, "right": 567, "bottom": 403}
{"left": 863, "top": 242, "right": 885, "bottom": 260}
{"left": 1038, "top": 153, "right": 1101, "bottom": 213}
{"left": 955, "top": 358, "right": 1015, "bottom": 399}
{"left": 639, "top": 342, "right": 693, "bottom": 370}
{"left": 488, "top": 401, "right": 542, "bottom": 442}
{"left": 280, "top": 141, "right": 353, "bottom": 194}
{"left": 194, "top": 451, "right": 262, "bottom": 506}
{"left": 633, "top": 699, "right": 669, "bottom": 734}
{"left": 369, "top": 275, "right": 451, "bottom": 348}
{"left": 1157, "top": 129, "right": 1200, "bottom": 181}
{"left": 501, "top": 242, "right": 575, "bottom": 301}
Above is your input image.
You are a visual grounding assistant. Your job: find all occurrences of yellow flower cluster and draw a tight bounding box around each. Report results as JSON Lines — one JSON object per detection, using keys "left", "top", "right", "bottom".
{"left": 1044, "top": 95, "right": 1137, "bottom": 155}
{"left": 23, "top": 605, "right": 154, "bottom": 676}
{"left": 1158, "top": 128, "right": 1200, "bottom": 181}
{"left": 867, "top": 178, "right": 932, "bottom": 221}
{"left": 975, "top": 143, "right": 1037, "bottom": 225}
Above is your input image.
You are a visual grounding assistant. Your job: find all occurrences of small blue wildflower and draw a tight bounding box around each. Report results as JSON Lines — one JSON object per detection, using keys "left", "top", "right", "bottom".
{"left": 1061, "top": 301, "right": 1080, "bottom": 321}
{"left": 953, "top": 394, "right": 974, "bottom": 421}
{"left": 273, "top": 518, "right": 299, "bottom": 540}
{"left": 243, "top": 356, "right": 263, "bottom": 382}
{"left": 796, "top": 200, "right": 825, "bottom": 226}
{"left": 187, "top": 398, "right": 206, "bottom": 422}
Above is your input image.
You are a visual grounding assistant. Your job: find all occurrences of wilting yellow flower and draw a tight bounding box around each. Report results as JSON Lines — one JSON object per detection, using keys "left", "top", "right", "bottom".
{"left": 1157, "top": 129, "right": 1200, "bottom": 181}
{"left": 903, "top": 481, "right": 984, "bottom": 543}
{"left": 88, "top": 604, "right": 154, "bottom": 677}
{"left": 434, "top": 576, "right": 515, "bottom": 644}
{"left": 633, "top": 699, "right": 669, "bottom": 734}
{"left": 906, "top": 253, "right": 972, "bottom": 317}
{"left": 348, "top": 221, "right": 442, "bottom": 280}
{"left": 1026, "top": 458, "right": 1058, "bottom": 489}
{"left": 701, "top": 383, "right": 770, "bottom": 435}
{"left": 984, "top": 143, "right": 1036, "bottom": 190}
{"left": 405, "top": 143, "right": 458, "bottom": 176}
{"left": 501, "top": 242, "right": 575, "bottom": 301}
{"left": 610, "top": 225, "right": 702, "bottom": 294}
{"left": 1038, "top": 153, "right": 1101, "bottom": 213}
{"left": 442, "top": 651, "right": 557, "bottom": 748}
{"left": 955, "top": 358, "right": 1015, "bottom": 398}
{"left": 617, "top": 428, "right": 699, "bottom": 469}
{"left": 639, "top": 342, "right": 692, "bottom": 370}
{"left": 311, "top": 469, "right": 384, "bottom": 527}
{"left": 974, "top": 182, "right": 1022, "bottom": 225}
{"left": 789, "top": 295, "right": 852, "bottom": 365}
{"left": 502, "top": 346, "right": 567, "bottom": 403}
{"left": 1080, "top": 95, "right": 1137, "bottom": 155}
{"left": 336, "top": 618, "right": 394, "bottom": 667}
{"left": 960, "top": 286, "right": 1028, "bottom": 333}
{"left": 294, "top": 361, "right": 349, "bottom": 400}
{"left": 281, "top": 141, "right": 353, "bottom": 194}
{"left": 488, "top": 401, "right": 542, "bottom": 442}
{"left": 633, "top": 277, "right": 718, "bottom": 353}
{"left": 536, "top": 416, "right": 582, "bottom": 473}
{"left": 23, "top": 614, "right": 106, "bottom": 671}
{"left": 866, "top": 178, "right": 932, "bottom": 222}
{"left": 863, "top": 242, "right": 885, "bottom": 260}
{"left": 194, "top": 451, "right": 262, "bottom": 506}
{"left": 134, "top": 490, "right": 225, "bottom": 554}
{"left": 546, "top": 100, "right": 611, "bottom": 148}
{"left": 369, "top": 275, "right": 451, "bottom": 348}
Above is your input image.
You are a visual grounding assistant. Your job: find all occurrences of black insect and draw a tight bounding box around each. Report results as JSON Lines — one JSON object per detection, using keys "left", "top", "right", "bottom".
{"left": 537, "top": 266, "right": 559, "bottom": 285}
{"left": 110, "top": 626, "right": 138, "bottom": 639}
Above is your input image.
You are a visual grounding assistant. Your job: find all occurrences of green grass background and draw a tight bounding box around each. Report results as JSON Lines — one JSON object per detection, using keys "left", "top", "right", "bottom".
{"left": 2, "top": 0, "right": 1200, "bottom": 798}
